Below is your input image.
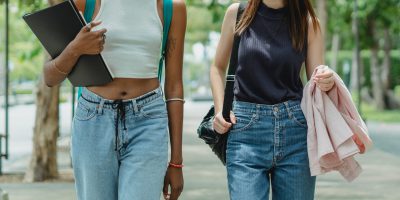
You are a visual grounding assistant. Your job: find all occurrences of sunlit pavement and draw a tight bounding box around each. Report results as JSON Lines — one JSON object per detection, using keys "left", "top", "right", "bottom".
{"left": 0, "top": 101, "right": 399, "bottom": 200}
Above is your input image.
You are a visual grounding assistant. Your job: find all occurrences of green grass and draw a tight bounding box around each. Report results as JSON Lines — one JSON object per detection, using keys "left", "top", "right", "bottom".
{"left": 361, "top": 103, "right": 400, "bottom": 123}
{"left": 350, "top": 92, "right": 400, "bottom": 123}
{"left": 13, "top": 89, "right": 33, "bottom": 95}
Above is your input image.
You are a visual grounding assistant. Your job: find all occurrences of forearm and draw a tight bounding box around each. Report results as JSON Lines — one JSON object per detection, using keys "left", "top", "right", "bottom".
{"left": 44, "top": 42, "right": 81, "bottom": 86}
{"left": 165, "top": 83, "right": 184, "bottom": 164}
{"left": 210, "top": 65, "right": 226, "bottom": 113}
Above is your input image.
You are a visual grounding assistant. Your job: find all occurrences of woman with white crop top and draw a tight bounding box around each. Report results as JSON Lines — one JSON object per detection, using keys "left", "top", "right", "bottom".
{"left": 43, "top": 0, "right": 186, "bottom": 200}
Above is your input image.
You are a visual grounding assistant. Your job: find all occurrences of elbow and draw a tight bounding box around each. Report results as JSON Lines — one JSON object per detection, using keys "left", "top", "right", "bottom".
{"left": 210, "top": 64, "right": 218, "bottom": 77}
{"left": 43, "top": 64, "right": 56, "bottom": 87}
{"left": 210, "top": 63, "right": 224, "bottom": 77}
{"left": 44, "top": 77, "right": 55, "bottom": 88}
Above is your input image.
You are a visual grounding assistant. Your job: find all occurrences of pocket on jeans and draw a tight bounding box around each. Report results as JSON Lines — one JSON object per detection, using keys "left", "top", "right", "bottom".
{"left": 231, "top": 111, "right": 257, "bottom": 132}
{"left": 141, "top": 98, "right": 168, "bottom": 119}
{"left": 291, "top": 108, "right": 307, "bottom": 128}
{"left": 74, "top": 102, "right": 97, "bottom": 121}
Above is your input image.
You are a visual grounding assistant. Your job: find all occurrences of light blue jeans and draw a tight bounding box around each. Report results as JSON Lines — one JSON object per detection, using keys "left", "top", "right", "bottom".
{"left": 227, "top": 100, "right": 316, "bottom": 200}
{"left": 71, "top": 87, "right": 169, "bottom": 200}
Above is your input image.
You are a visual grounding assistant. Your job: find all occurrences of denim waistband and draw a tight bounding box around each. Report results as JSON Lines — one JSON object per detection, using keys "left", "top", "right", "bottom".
{"left": 233, "top": 99, "right": 302, "bottom": 116}
{"left": 79, "top": 86, "right": 164, "bottom": 151}
{"left": 80, "top": 86, "right": 164, "bottom": 112}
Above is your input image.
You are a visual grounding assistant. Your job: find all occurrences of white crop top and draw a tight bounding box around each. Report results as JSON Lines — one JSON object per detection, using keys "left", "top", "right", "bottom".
{"left": 92, "top": 0, "right": 163, "bottom": 78}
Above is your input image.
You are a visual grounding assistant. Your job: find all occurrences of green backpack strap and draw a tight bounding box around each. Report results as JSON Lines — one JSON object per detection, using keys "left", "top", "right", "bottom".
{"left": 77, "top": 0, "right": 96, "bottom": 98}
{"left": 83, "top": 0, "right": 96, "bottom": 23}
{"left": 158, "top": 0, "right": 173, "bottom": 81}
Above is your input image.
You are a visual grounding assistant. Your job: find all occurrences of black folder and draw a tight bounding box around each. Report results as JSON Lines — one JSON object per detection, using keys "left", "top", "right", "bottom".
{"left": 22, "top": 0, "right": 113, "bottom": 87}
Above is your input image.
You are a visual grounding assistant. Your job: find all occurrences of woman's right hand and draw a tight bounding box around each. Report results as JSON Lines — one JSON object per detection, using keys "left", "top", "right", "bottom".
{"left": 70, "top": 21, "right": 107, "bottom": 56}
{"left": 213, "top": 111, "right": 237, "bottom": 134}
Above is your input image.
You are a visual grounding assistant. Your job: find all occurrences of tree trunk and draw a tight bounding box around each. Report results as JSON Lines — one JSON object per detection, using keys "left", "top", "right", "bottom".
{"left": 370, "top": 47, "right": 385, "bottom": 110}
{"left": 382, "top": 28, "right": 400, "bottom": 109}
{"left": 350, "top": 49, "right": 359, "bottom": 92}
{"left": 24, "top": 76, "right": 60, "bottom": 182}
{"left": 0, "top": 55, "right": 4, "bottom": 96}
{"left": 381, "top": 29, "right": 390, "bottom": 90}
{"left": 24, "top": 0, "right": 63, "bottom": 182}
{"left": 330, "top": 33, "right": 340, "bottom": 71}
{"left": 350, "top": 1, "right": 360, "bottom": 93}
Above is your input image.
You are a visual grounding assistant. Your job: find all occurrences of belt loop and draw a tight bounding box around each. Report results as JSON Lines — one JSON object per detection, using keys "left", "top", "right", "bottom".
{"left": 132, "top": 99, "right": 139, "bottom": 113}
{"left": 283, "top": 102, "right": 292, "bottom": 118}
{"left": 97, "top": 99, "right": 105, "bottom": 114}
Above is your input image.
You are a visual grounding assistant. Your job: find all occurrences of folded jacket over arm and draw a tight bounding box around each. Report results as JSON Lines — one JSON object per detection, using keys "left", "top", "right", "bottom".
{"left": 301, "top": 65, "right": 373, "bottom": 182}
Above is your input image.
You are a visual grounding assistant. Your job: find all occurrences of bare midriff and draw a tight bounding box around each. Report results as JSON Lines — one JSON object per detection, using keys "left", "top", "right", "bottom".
{"left": 87, "top": 78, "right": 160, "bottom": 100}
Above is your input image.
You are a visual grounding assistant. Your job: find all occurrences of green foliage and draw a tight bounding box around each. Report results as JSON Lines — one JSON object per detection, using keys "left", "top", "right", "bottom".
{"left": 326, "top": 50, "right": 400, "bottom": 89}
{"left": 326, "top": 0, "right": 400, "bottom": 50}
{"left": 0, "top": 2, "right": 48, "bottom": 82}
{"left": 186, "top": 0, "right": 234, "bottom": 45}
{"left": 0, "top": 0, "right": 46, "bottom": 10}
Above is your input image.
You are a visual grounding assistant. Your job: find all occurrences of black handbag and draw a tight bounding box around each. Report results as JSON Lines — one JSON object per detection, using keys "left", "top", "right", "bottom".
{"left": 197, "top": 3, "right": 246, "bottom": 166}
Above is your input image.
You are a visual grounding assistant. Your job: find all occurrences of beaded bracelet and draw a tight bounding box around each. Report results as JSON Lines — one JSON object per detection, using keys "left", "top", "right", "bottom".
{"left": 168, "top": 162, "right": 184, "bottom": 168}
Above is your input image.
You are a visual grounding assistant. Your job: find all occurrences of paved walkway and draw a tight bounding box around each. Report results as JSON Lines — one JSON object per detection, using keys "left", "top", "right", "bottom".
{"left": 1, "top": 102, "right": 400, "bottom": 200}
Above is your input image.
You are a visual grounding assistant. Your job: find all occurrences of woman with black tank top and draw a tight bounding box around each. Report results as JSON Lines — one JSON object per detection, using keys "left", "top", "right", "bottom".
{"left": 211, "top": 0, "right": 334, "bottom": 199}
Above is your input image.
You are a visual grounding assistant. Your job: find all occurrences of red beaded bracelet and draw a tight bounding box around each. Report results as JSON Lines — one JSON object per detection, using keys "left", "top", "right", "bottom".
{"left": 168, "top": 162, "right": 184, "bottom": 168}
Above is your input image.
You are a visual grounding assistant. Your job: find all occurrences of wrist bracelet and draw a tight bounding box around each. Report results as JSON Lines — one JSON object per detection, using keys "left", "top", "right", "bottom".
{"left": 165, "top": 98, "right": 185, "bottom": 104}
{"left": 168, "top": 162, "right": 184, "bottom": 168}
{"left": 53, "top": 60, "right": 68, "bottom": 75}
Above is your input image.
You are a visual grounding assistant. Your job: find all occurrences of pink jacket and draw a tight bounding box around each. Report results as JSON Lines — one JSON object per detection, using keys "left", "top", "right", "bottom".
{"left": 301, "top": 65, "right": 373, "bottom": 182}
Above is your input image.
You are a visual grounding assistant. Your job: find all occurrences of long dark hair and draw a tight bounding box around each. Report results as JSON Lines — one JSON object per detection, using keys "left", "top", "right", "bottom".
{"left": 235, "top": 0, "right": 320, "bottom": 51}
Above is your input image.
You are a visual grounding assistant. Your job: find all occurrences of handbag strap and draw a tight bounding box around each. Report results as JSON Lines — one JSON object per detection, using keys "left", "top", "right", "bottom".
{"left": 77, "top": 0, "right": 173, "bottom": 98}
{"left": 222, "top": 2, "right": 247, "bottom": 121}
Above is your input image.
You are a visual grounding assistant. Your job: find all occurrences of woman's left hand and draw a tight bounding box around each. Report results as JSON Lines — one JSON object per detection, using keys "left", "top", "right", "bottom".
{"left": 163, "top": 167, "right": 184, "bottom": 200}
{"left": 314, "top": 67, "right": 335, "bottom": 92}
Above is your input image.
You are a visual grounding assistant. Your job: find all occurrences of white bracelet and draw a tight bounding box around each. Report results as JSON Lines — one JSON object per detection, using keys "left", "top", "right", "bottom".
{"left": 53, "top": 60, "right": 68, "bottom": 75}
{"left": 165, "top": 98, "right": 185, "bottom": 104}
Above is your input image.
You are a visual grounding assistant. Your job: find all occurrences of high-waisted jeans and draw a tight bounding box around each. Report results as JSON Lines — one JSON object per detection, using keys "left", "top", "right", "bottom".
{"left": 227, "top": 100, "right": 316, "bottom": 200}
{"left": 71, "top": 87, "right": 169, "bottom": 200}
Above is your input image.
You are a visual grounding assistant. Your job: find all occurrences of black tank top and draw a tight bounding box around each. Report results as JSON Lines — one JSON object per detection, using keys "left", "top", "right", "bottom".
{"left": 234, "top": 3, "right": 306, "bottom": 105}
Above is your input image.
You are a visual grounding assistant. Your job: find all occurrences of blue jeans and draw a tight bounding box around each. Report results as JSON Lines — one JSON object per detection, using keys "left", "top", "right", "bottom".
{"left": 71, "top": 87, "right": 169, "bottom": 200}
{"left": 227, "top": 100, "right": 316, "bottom": 200}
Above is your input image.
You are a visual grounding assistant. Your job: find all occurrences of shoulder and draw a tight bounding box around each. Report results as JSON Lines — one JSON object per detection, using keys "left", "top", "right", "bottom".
{"left": 172, "top": 0, "right": 186, "bottom": 13}
{"left": 226, "top": 3, "right": 240, "bottom": 19}
{"left": 171, "top": 0, "right": 186, "bottom": 27}
{"left": 222, "top": 3, "right": 240, "bottom": 28}
{"left": 172, "top": 0, "right": 186, "bottom": 17}
{"left": 74, "top": 0, "right": 85, "bottom": 13}
{"left": 307, "top": 15, "right": 322, "bottom": 42}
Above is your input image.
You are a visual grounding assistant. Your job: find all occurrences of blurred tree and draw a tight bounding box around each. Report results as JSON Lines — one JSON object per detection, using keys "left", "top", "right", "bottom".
{"left": 17, "top": 0, "right": 61, "bottom": 182}
{"left": 186, "top": 0, "right": 231, "bottom": 91}
{"left": 358, "top": 0, "right": 400, "bottom": 109}
{"left": 326, "top": 0, "right": 399, "bottom": 109}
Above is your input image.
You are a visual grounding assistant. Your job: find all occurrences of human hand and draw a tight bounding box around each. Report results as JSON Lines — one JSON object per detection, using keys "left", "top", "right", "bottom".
{"left": 69, "top": 21, "right": 107, "bottom": 56}
{"left": 163, "top": 166, "right": 184, "bottom": 200}
{"left": 213, "top": 111, "right": 236, "bottom": 134}
{"left": 314, "top": 66, "right": 335, "bottom": 92}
